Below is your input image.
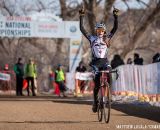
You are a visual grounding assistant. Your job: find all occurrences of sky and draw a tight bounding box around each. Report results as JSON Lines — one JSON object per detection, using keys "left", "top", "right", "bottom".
{"left": 114, "top": 0, "right": 149, "bottom": 10}
{"left": 0, "top": 0, "right": 150, "bottom": 17}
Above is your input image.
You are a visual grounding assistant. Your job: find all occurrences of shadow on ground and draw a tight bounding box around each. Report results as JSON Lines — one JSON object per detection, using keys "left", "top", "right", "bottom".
{"left": 52, "top": 97, "right": 160, "bottom": 123}
{"left": 0, "top": 120, "right": 98, "bottom": 124}
{"left": 0, "top": 95, "right": 160, "bottom": 123}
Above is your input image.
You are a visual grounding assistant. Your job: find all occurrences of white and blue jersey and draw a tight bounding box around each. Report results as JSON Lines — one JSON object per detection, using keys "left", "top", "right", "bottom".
{"left": 79, "top": 15, "right": 118, "bottom": 61}
{"left": 79, "top": 14, "right": 118, "bottom": 69}
{"left": 88, "top": 35, "right": 108, "bottom": 58}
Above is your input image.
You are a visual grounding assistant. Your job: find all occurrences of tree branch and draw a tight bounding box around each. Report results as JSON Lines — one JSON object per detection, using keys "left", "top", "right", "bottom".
{"left": 132, "top": 1, "right": 160, "bottom": 43}
{"left": 59, "top": 0, "right": 67, "bottom": 20}
{"left": 121, "top": 1, "right": 160, "bottom": 58}
{"left": 1, "top": 0, "right": 13, "bottom": 16}
{"left": 122, "top": 0, "right": 130, "bottom": 11}
{"left": 83, "top": 0, "right": 97, "bottom": 34}
{"left": 96, "top": 0, "right": 103, "bottom": 6}
{"left": 136, "top": 0, "right": 150, "bottom": 8}
{"left": 103, "top": 0, "right": 116, "bottom": 22}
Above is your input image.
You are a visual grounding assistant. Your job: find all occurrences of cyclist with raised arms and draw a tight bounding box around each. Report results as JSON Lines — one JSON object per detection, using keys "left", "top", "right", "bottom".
{"left": 79, "top": 6, "right": 119, "bottom": 113}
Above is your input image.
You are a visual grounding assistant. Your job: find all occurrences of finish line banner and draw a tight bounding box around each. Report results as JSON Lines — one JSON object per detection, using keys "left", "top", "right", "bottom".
{"left": 0, "top": 16, "right": 82, "bottom": 73}
{"left": 0, "top": 16, "right": 81, "bottom": 38}
{"left": 0, "top": 16, "right": 33, "bottom": 37}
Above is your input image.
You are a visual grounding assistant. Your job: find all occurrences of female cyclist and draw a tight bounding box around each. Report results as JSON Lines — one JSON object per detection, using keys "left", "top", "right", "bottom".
{"left": 79, "top": 7, "right": 119, "bottom": 112}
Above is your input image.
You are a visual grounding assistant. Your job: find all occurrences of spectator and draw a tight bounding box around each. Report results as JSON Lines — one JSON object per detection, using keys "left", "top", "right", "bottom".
{"left": 76, "top": 61, "right": 87, "bottom": 72}
{"left": 55, "top": 64, "right": 67, "bottom": 97}
{"left": 33, "top": 60, "right": 38, "bottom": 94}
{"left": 4, "top": 64, "right": 9, "bottom": 71}
{"left": 25, "top": 58, "right": 37, "bottom": 96}
{"left": 152, "top": 53, "right": 160, "bottom": 63}
{"left": 75, "top": 61, "right": 87, "bottom": 95}
{"left": 111, "top": 54, "right": 124, "bottom": 69}
{"left": 2, "top": 64, "right": 14, "bottom": 74}
{"left": 14, "top": 58, "right": 24, "bottom": 96}
{"left": 1, "top": 64, "right": 15, "bottom": 91}
{"left": 134, "top": 53, "right": 143, "bottom": 65}
{"left": 127, "top": 58, "right": 133, "bottom": 64}
{"left": 49, "top": 66, "right": 55, "bottom": 89}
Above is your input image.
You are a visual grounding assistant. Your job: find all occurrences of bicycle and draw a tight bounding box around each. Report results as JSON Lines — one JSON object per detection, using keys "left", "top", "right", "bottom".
{"left": 95, "top": 69, "right": 118, "bottom": 123}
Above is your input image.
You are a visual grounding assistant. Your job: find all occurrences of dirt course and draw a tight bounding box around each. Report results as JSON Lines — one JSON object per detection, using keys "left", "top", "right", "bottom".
{"left": 0, "top": 96, "right": 159, "bottom": 130}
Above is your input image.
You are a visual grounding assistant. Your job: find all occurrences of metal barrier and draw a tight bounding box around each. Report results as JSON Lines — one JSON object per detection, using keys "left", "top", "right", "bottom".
{"left": 0, "top": 71, "right": 16, "bottom": 95}
{"left": 75, "top": 72, "right": 94, "bottom": 96}
{"left": 112, "top": 63, "right": 160, "bottom": 102}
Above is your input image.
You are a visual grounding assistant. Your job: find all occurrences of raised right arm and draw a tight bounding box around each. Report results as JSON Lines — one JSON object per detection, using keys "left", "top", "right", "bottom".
{"left": 79, "top": 9, "right": 91, "bottom": 41}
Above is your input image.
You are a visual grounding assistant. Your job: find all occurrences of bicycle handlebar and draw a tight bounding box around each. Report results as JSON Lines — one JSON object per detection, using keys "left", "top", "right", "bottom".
{"left": 99, "top": 70, "right": 117, "bottom": 73}
{"left": 95, "top": 69, "right": 119, "bottom": 80}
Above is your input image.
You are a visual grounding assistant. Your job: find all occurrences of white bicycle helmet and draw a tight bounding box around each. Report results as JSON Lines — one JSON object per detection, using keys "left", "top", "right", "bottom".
{"left": 95, "top": 22, "right": 106, "bottom": 31}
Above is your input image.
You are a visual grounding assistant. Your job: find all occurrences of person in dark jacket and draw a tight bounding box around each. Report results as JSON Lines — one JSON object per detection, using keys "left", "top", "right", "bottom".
{"left": 76, "top": 61, "right": 87, "bottom": 73}
{"left": 14, "top": 58, "right": 24, "bottom": 96}
{"left": 134, "top": 53, "right": 143, "bottom": 65}
{"left": 152, "top": 53, "right": 160, "bottom": 63}
{"left": 111, "top": 54, "right": 124, "bottom": 69}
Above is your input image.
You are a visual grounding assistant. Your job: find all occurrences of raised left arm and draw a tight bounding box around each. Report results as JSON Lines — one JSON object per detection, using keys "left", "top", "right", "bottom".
{"left": 105, "top": 8, "right": 119, "bottom": 47}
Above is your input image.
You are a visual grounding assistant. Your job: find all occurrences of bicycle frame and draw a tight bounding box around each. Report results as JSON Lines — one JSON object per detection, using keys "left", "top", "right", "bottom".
{"left": 96, "top": 69, "right": 118, "bottom": 123}
{"left": 99, "top": 69, "right": 117, "bottom": 98}
{"left": 100, "top": 71, "right": 109, "bottom": 93}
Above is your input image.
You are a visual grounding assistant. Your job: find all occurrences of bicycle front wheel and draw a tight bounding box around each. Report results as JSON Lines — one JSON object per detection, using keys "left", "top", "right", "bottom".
{"left": 97, "top": 97, "right": 103, "bottom": 122}
{"left": 103, "top": 85, "right": 111, "bottom": 123}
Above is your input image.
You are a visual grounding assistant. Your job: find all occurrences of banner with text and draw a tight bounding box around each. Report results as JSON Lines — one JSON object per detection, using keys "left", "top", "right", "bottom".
{"left": 0, "top": 16, "right": 81, "bottom": 38}
{"left": 0, "top": 16, "right": 82, "bottom": 72}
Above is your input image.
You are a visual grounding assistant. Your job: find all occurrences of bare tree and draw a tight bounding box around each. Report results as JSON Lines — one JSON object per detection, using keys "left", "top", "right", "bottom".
{"left": 79, "top": 0, "right": 160, "bottom": 62}
{"left": 120, "top": 0, "right": 160, "bottom": 58}
{"left": 0, "top": 0, "right": 159, "bottom": 65}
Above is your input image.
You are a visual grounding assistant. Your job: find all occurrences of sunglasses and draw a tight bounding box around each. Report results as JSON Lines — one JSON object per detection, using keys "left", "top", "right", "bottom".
{"left": 96, "top": 28, "right": 105, "bottom": 32}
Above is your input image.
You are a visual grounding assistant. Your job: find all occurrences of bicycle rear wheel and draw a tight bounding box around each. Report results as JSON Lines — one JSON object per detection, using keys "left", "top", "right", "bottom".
{"left": 103, "top": 84, "right": 111, "bottom": 123}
